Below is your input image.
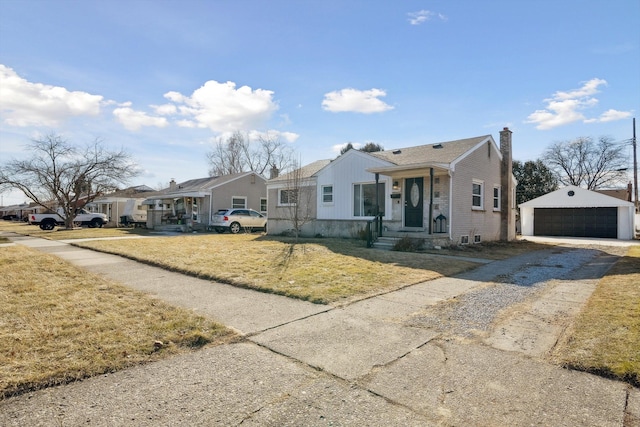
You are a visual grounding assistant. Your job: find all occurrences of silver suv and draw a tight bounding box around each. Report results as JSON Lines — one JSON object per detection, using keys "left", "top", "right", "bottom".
{"left": 211, "top": 208, "right": 267, "bottom": 234}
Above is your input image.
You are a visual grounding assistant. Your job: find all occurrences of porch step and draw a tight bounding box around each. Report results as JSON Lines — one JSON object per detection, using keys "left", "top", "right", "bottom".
{"left": 372, "top": 236, "right": 400, "bottom": 250}
{"left": 153, "top": 224, "right": 186, "bottom": 233}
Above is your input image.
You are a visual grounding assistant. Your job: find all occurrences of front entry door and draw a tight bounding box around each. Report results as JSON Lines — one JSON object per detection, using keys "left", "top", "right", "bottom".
{"left": 404, "top": 177, "right": 424, "bottom": 228}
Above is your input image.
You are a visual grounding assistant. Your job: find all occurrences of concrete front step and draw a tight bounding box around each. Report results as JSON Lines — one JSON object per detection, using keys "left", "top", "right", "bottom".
{"left": 372, "top": 237, "right": 400, "bottom": 250}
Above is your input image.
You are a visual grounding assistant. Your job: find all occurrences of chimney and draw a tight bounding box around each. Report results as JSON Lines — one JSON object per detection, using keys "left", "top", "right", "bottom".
{"left": 499, "top": 127, "right": 515, "bottom": 241}
{"left": 169, "top": 179, "right": 177, "bottom": 191}
{"left": 269, "top": 164, "right": 279, "bottom": 179}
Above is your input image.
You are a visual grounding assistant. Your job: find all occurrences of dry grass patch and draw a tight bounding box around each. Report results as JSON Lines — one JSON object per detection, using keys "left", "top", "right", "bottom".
{"left": 75, "top": 234, "right": 481, "bottom": 304}
{"left": 0, "top": 245, "right": 236, "bottom": 399}
{"left": 553, "top": 245, "right": 640, "bottom": 386}
{"left": 0, "top": 220, "right": 150, "bottom": 240}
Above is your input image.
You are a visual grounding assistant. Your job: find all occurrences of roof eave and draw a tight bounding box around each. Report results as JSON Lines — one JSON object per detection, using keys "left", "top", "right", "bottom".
{"left": 367, "top": 162, "right": 451, "bottom": 175}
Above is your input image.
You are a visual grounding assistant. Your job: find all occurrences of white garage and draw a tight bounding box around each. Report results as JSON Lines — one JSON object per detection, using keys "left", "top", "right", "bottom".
{"left": 520, "top": 185, "right": 635, "bottom": 240}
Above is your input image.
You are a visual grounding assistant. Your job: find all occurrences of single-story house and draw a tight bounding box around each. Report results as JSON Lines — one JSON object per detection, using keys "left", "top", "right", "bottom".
{"left": 0, "top": 203, "right": 38, "bottom": 221}
{"left": 143, "top": 172, "right": 267, "bottom": 231}
{"left": 85, "top": 185, "right": 155, "bottom": 227}
{"left": 267, "top": 128, "right": 517, "bottom": 246}
{"left": 519, "top": 185, "right": 636, "bottom": 240}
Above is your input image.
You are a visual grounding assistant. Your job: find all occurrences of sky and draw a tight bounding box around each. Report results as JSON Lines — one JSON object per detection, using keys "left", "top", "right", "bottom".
{"left": 1, "top": 0, "right": 639, "bottom": 206}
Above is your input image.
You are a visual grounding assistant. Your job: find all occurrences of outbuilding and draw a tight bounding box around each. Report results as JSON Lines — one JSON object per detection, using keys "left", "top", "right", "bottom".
{"left": 519, "top": 185, "right": 635, "bottom": 240}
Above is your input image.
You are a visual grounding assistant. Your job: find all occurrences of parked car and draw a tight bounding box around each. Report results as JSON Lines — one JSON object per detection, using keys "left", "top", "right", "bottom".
{"left": 211, "top": 208, "right": 267, "bottom": 234}
{"left": 29, "top": 208, "right": 107, "bottom": 230}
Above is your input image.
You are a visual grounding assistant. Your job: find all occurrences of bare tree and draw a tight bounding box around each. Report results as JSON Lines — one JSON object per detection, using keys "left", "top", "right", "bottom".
{"left": 542, "top": 136, "right": 628, "bottom": 190}
{"left": 281, "top": 158, "right": 315, "bottom": 240}
{"left": 207, "top": 131, "right": 293, "bottom": 177}
{"left": 0, "top": 134, "right": 139, "bottom": 229}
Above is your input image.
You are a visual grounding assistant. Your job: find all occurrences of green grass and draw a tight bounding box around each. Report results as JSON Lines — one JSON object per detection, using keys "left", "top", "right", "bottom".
{"left": 553, "top": 246, "right": 640, "bottom": 386}
{"left": 0, "top": 245, "right": 237, "bottom": 399}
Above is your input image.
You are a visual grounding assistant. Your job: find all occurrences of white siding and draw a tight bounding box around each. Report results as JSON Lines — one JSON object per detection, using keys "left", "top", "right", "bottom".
{"left": 315, "top": 151, "right": 393, "bottom": 220}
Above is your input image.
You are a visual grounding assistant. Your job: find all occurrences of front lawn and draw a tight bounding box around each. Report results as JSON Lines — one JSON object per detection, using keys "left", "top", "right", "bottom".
{"left": 0, "top": 245, "right": 236, "bottom": 399}
{"left": 73, "top": 234, "right": 482, "bottom": 304}
{"left": 553, "top": 245, "right": 640, "bottom": 386}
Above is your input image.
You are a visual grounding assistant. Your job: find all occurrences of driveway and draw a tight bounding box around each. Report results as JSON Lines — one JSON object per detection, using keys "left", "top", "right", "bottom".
{"left": 1, "top": 235, "right": 638, "bottom": 426}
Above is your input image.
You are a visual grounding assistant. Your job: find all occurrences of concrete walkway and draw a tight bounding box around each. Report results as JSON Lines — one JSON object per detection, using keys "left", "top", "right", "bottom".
{"left": 1, "top": 235, "right": 638, "bottom": 426}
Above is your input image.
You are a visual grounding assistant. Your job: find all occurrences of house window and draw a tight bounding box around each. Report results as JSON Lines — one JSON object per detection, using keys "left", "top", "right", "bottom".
{"left": 474, "top": 235, "right": 482, "bottom": 243}
{"left": 353, "top": 183, "right": 385, "bottom": 216}
{"left": 460, "top": 235, "right": 469, "bottom": 245}
{"left": 322, "top": 185, "right": 333, "bottom": 204}
{"left": 260, "top": 198, "right": 267, "bottom": 213}
{"left": 232, "top": 197, "right": 246, "bottom": 209}
{"left": 472, "top": 180, "right": 484, "bottom": 210}
{"left": 493, "top": 186, "right": 501, "bottom": 211}
{"left": 279, "top": 189, "right": 298, "bottom": 205}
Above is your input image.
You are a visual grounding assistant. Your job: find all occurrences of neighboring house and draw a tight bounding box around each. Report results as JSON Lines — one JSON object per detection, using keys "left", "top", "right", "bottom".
{"left": 86, "top": 185, "right": 155, "bottom": 227}
{"left": 596, "top": 183, "right": 633, "bottom": 202}
{"left": 267, "top": 128, "right": 516, "bottom": 245}
{"left": 1, "top": 203, "right": 51, "bottom": 221}
{"left": 519, "top": 185, "right": 636, "bottom": 240}
{"left": 144, "top": 172, "right": 267, "bottom": 231}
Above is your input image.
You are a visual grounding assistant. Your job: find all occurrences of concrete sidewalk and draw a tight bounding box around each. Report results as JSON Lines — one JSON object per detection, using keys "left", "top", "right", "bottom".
{"left": 1, "top": 235, "right": 637, "bottom": 426}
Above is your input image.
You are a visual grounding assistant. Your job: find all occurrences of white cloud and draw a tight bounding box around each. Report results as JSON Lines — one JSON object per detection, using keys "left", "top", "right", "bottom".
{"left": 408, "top": 10, "right": 447, "bottom": 25}
{"left": 113, "top": 104, "right": 168, "bottom": 131}
{"left": 594, "top": 109, "right": 633, "bottom": 123}
{"left": 0, "top": 64, "right": 103, "bottom": 127}
{"left": 152, "top": 103, "right": 178, "bottom": 115}
{"left": 322, "top": 88, "right": 393, "bottom": 114}
{"left": 525, "top": 78, "right": 632, "bottom": 130}
{"left": 161, "top": 80, "right": 278, "bottom": 132}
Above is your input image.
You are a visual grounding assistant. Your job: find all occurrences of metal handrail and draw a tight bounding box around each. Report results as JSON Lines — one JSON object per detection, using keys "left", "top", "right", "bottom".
{"left": 366, "top": 213, "right": 383, "bottom": 247}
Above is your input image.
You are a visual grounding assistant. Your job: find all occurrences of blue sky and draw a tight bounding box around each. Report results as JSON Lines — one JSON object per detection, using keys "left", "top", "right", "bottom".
{"left": 1, "top": 0, "right": 638, "bottom": 205}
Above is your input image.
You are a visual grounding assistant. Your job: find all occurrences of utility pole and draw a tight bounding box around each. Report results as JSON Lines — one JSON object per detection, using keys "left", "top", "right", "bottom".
{"left": 634, "top": 117, "right": 638, "bottom": 213}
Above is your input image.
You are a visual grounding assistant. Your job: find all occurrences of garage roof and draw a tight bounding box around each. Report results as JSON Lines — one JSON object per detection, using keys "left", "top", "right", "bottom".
{"left": 519, "top": 185, "right": 635, "bottom": 208}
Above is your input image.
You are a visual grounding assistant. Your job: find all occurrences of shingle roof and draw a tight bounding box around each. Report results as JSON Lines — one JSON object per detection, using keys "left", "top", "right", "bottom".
{"left": 369, "top": 135, "right": 491, "bottom": 166}
{"left": 146, "top": 172, "right": 263, "bottom": 198}
{"left": 269, "top": 159, "right": 332, "bottom": 182}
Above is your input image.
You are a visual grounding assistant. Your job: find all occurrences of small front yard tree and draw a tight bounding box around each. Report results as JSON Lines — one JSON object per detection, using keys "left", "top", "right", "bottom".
{"left": 0, "top": 134, "right": 139, "bottom": 229}
{"left": 281, "top": 159, "right": 315, "bottom": 240}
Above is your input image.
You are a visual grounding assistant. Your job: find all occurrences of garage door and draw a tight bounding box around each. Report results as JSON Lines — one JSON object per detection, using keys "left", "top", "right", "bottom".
{"left": 533, "top": 207, "right": 617, "bottom": 238}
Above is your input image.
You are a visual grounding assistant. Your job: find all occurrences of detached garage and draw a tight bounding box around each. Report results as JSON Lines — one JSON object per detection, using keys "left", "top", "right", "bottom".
{"left": 520, "top": 185, "right": 635, "bottom": 240}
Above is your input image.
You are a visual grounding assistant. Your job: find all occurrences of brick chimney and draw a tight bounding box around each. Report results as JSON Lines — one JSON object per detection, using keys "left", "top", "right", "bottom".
{"left": 269, "top": 164, "right": 279, "bottom": 179}
{"left": 499, "top": 127, "right": 515, "bottom": 241}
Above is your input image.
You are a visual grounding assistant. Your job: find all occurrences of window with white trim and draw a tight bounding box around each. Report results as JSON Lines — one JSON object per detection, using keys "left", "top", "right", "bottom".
{"left": 460, "top": 235, "right": 469, "bottom": 245}
{"left": 493, "top": 186, "right": 501, "bottom": 211}
{"left": 260, "top": 198, "right": 267, "bottom": 213}
{"left": 353, "top": 183, "right": 385, "bottom": 216}
{"left": 472, "top": 180, "right": 484, "bottom": 209}
{"left": 279, "top": 189, "right": 298, "bottom": 205}
{"left": 232, "top": 197, "right": 246, "bottom": 209}
{"left": 322, "top": 185, "right": 333, "bottom": 204}
{"left": 474, "top": 234, "right": 481, "bottom": 243}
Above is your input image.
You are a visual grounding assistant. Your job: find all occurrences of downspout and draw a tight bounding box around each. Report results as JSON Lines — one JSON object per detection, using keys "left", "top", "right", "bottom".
{"left": 209, "top": 190, "right": 213, "bottom": 227}
{"left": 375, "top": 173, "right": 380, "bottom": 216}
{"left": 429, "top": 168, "right": 434, "bottom": 234}
{"left": 448, "top": 169, "right": 453, "bottom": 241}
